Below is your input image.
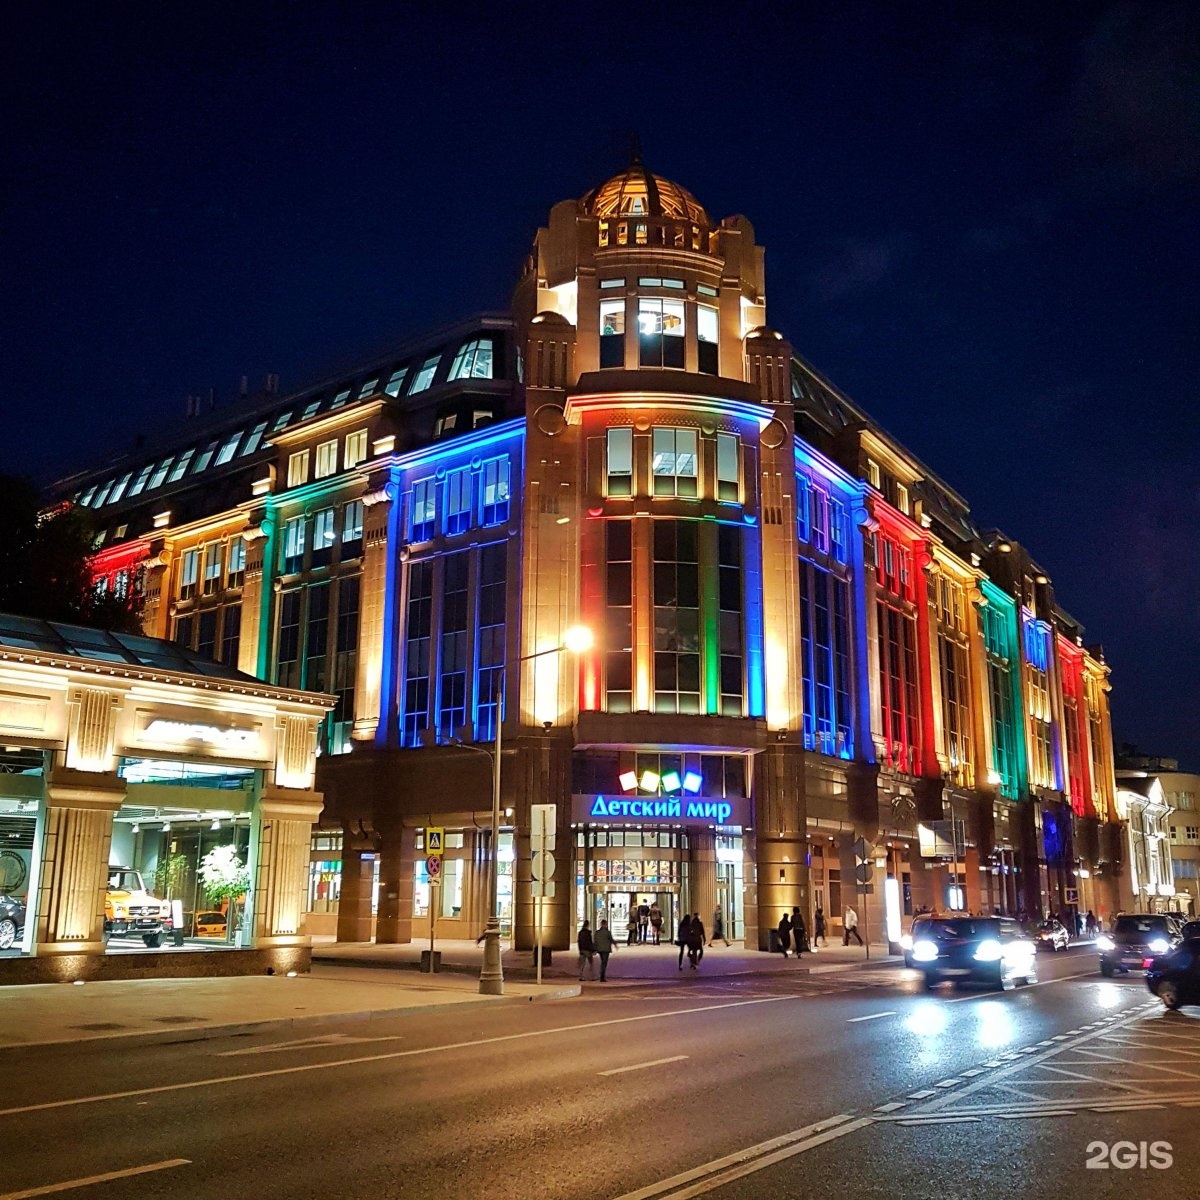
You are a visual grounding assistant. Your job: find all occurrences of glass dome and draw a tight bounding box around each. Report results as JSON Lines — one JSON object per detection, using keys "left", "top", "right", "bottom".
{"left": 581, "top": 163, "right": 709, "bottom": 227}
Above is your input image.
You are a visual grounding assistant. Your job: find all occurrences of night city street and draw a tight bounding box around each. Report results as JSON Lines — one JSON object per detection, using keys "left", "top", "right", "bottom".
{"left": 3, "top": 949, "right": 1197, "bottom": 1199}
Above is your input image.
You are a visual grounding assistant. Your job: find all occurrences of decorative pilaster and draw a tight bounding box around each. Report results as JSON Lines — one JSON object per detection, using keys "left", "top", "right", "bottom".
{"left": 249, "top": 790, "right": 323, "bottom": 946}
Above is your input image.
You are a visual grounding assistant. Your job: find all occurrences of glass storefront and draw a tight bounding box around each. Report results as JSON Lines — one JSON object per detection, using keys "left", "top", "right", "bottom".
{"left": 0, "top": 762, "right": 40, "bottom": 957}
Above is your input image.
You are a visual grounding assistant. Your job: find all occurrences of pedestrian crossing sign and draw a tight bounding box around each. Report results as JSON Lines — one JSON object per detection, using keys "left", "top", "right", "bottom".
{"left": 426, "top": 827, "right": 444, "bottom": 856}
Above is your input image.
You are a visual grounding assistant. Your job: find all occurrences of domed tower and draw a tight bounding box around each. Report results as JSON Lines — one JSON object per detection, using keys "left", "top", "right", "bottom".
{"left": 512, "top": 157, "right": 809, "bottom": 955}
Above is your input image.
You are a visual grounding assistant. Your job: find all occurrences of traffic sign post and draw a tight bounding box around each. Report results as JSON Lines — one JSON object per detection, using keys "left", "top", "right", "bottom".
{"left": 853, "top": 838, "right": 874, "bottom": 960}
{"left": 423, "top": 852, "right": 444, "bottom": 973}
{"left": 530, "top": 804, "right": 557, "bottom": 985}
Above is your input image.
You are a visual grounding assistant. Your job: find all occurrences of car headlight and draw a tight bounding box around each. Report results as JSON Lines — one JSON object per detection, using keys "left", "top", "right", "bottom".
{"left": 1149, "top": 938, "right": 1170, "bottom": 955}
{"left": 912, "top": 939, "right": 939, "bottom": 963}
{"left": 900, "top": 934, "right": 914, "bottom": 950}
{"left": 1096, "top": 935, "right": 1115, "bottom": 951}
{"left": 974, "top": 938, "right": 1004, "bottom": 962}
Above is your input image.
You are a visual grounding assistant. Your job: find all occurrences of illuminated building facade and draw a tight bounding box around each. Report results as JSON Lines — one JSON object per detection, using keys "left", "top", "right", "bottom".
{"left": 56, "top": 161, "right": 1125, "bottom": 951}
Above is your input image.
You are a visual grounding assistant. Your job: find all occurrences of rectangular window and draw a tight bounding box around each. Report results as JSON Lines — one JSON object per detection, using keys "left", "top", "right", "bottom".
{"left": 384, "top": 367, "right": 407, "bottom": 396}
{"left": 653, "top": 521, "right": 701, "bottom": 715}
{"left": 341, "top": 500, "right": 364, "bottom": 558}
{"left": 408, "top": 354, "right": 441, "bottom": 394}
{"left": 604, "top": 521, "right": 633, "bottom": 712}
{"left": 716, "top": 433, "right": 739, "bottom": 502}
{"left": 697, "top": 283, "right": 718, "bottom": 297}
{"left": 895, "top": 482, "right": 910, "bottom": 515}
{"left": 306, "top": 583, "right": 330, "bottom": 692}
{"left": 107, "top": 473, "right": 132, "bottom": 504}
{"left": 226, "top": 536, "right": 246, "bottom": 588}
{"left": 192, "top": 441, "right": 218, "bottom": 474}
{"left": 126, "top": 464, "right": 153, "bottom": 497}
{"left": 357, "top": 379, "right": 379, "bottom": 400}
{"left": 599, "top": 299, "right": 625, "bottom": 369}
{"left": 271, "top": 411, "right": 293, "bottom": 432}
{"left": 330, "top": 388, "right": 351, "bottom": 409}
{"left": 197, "top": 609, "right": 218, "bottom": 660}
{"left": 638, "top": 298, "right": 685, "bottom": 368}
{"left": 179, "top": 549, "right": 199, "bottom": 600}
{"left": 202, "top": 543, "right": 223, "bottom": 595}
{"left": 282, "top": 516, "right": 306, "bottom": 573}
{"left": 311, "top": 508, "right": 336, "bottom": 568}
{"left": 481, "top": 458, "right": 510, "bottom": 526}
{"left": 438, "top": 552, "right": 470, "bottom": 739}
{"left": 718, "top": 525, "right": 744, "bottom": 717}
{"left": 476, "top": 542, "right": 507, "bottom": 741}
{"left": 287, "top": 451, "right": 310, "bottom": 487}
{"left": 301, "top": 400, "right": 322, "bottom": 421}
{"left": 315, "top": 440, "right": 338, "bottom": 479}
{"left": 796, "top": 475, "right": 811, "bottom": 542}
{"left": 830, "top": 497, "right": 848, "bottom": 564}
{"left": 448, "top": 337, "right": 494, "bottom": 381}
{"left": 215, "top": 431, "right": 242, "bottom": 466}
{"left": 411, "top": 479, "right": 437, "bottom": 541}
{"left": 344, "top": 429, "right": 368, "bottom": 469}
{"left": 402, "top": 560, "right": 434, "bottom": 747}
{"left": 174, "top": 613, "right": 195, "bottom": 650}
{"left": 240, "top": 421, "right": 268, "bottom": 456}
{"left": 652, "top": 427, "right": 698, "bottom": 497}
{"left": 219, "top": 604, "right": 241, "bottom": 667}
{"left": 327, "top": 575, "right": 360, "bottom": 753}
{"left": 276, "top": 590, "right": 302, "bottom": 689}
{"left": 697, "top": 304, "right": 719, "bottom": 375}
{"left": 599, "top": 277, "right": 624, "bottom": 289}
{"left": 867, "top": 458, "right": 882, "bottom": 490}
{"left": 446, "top": 469, "right": 472, "bottom": 535}
{"left": 164, "top": 450, "right": 193, "bottom": 482}
{"left": 606, "top": 427, "right": 633, "bottom": 497}
{"left": 148, "top": 458, "right": 173, "bottom": 490}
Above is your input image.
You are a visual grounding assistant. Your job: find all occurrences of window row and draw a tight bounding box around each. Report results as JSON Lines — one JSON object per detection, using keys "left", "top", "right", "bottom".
{"left": 178, "top": 536, "right": 248, "bottom": 601}
{"left": 281, "top": 501, "right": 365, "bottom": 575}
{"left": 408, "top": 457, "right": 511, "bottom": 543}
{"left": 606, "top": 427, "right": 739, "bottom": 501}
{"left": 797, "top": 476, "right": 851, "bottom": 565}
{"left": 599, "top": 299, "right": 719, "bottom": 372}
{"left": 287, "top": 429, "right": 369, "bottom": 488}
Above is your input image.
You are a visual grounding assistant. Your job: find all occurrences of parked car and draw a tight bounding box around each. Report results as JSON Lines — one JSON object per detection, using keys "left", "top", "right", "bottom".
{"left": 1096, "top": 914, "right": 1180, "bottom": 976}
{"left": 1035, "top": 919, "right": 1071, "bottom": 952}
{"left": 105, "top": 868, "right": 171, "bottom": 948}
{"left": 191, "top": 911, "right": 227, "bottom": 938}
{"left": 1146, "top": 939, "right": 1200, "bottom": 1010}
{"left": 0, "top": 893, "right": 26, "bottom": 950}
{"left": 911, "top": 916, "right": 1038, "bottom": 991}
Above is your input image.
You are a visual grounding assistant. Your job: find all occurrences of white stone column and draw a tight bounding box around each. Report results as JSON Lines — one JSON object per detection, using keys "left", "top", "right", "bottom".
{"left": 248, "top": 789, "right": 324, "bottom": 947}
{"left": 33, "top": 767, "right": 126, "bottom": 956}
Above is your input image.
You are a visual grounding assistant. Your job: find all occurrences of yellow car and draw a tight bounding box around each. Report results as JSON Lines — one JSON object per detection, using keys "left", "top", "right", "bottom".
{"left": 192, "top": 911, "right": 228, "bottom": 938}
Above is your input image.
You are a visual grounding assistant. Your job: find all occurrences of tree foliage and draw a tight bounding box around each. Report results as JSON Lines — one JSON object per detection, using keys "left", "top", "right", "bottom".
{"left": 0, "top": 473, "right": 142, "bottom": 631}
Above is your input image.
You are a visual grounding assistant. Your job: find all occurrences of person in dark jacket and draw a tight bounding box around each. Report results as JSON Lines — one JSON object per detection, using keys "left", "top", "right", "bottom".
{"left": 686, "top": 914, "right": 706, "bottom": 969}
{"left": 814, "top": 906, "right": 828, "bottom": 948}
{"left": 791, "top": 906, "right": 808, "bottom": 956}
{"left": 593, "top": 919, "right": 616, "bottom": 981}
{"left": 777, "top": 911, "right": 792, "bottom": 958}
{"left": 577, "top": 920, "right": 596, "bottom": 981}
{"left": 677, "top": 912, "right": 693, "bottom": 970}
{"left": 711, "top": 906, "right": 730, "bottom": 947}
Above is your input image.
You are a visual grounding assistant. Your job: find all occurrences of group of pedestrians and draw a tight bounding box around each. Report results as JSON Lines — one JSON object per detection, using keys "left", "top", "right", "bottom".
{"left": 578, "top": 906, "right": 735, "bottom": 979}
{"left": 625, "top": 901, "right": 665, "bottom": 945}
{"left": 576, "top": 919, "right": 618, "bottom": 981}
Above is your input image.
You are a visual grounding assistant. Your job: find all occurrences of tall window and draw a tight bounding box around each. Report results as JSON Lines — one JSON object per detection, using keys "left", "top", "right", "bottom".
{"left": 638, "top": 298, "right": 685, "bottom": 368}
{"left": 480, "top": 458, "right": 510, "bottom": 526}
{"left": 287, "top": 451, "right": 309, "bottom": 488}
{"left": 438, "top": 553, "right": 469, "bottom": 739}
{"left": 344, "top": 429, "right": 368, "bottom": 469}
{"left": 697, "top": 304, "right": 719, "bottom": 375}
{"left": 311, "top": 508, "right": 336, "bottom": 568}
{"left": 411, "top": 478, "right": 437, "bottom": 542}
{"left": 276, "top": 591, "right": 303, "bottom": 689}
{"left": 282, "top": 516, "right": 306, "bottom": 574}
{"left": 179, "top": 549, "right": 199, "bottom": 600}
{"left": 448, "top": 337, "right": 494, "bottom": 380}
{"left": 329, "top": 576, "right": 360, "bottom": 754}
{"left": 716, "top": 433, "right": 739, "bottom": 502}
{"left": 1061, "top": 657, "right": 1086, "bottom": 815}
{"left": 981, "top": 600, "right": 1019, "bottom": 800}
{"left": 305, "top": 583, "right": 331, "bottom": 693}
{"left": 315, "top": 440, "right": 338, "bottom": 479}
{"left": 226, "top": 536, "right": 246, "bottom": 588}
{"left": 652, "top": 427, "right": 698, "bottom": 497}
{"left": 717, "top": 525, "right": 745, "bottom": 716}
{"left": 599, "top": 299, "right": 625, "bottom": 369}
{"left": 606, "top": 427, "right": 633, "bottom": 497}
{"left": 652, "top": 521, "right": 701, "bottom": 714}
{"left": 202, "top": 543, "right": 223, "bottom": 595}
{"left": 341, "top": 500, "right": 364, "bottom": 559}
{"left": 197, "top": 610, "right": 218, "bottom": 660}
{"left": 401, "top": 561, "right": 434, "bottom": 747}
{"left": 604, "top": 521, "right": 633, "bottom": 712}
{"left": 476, "top": 543, "right": 507, "bottom": 741}
{"left": 446, "top": 469, "right": 471, "bottom": 535}
{"left": 934, "top": 574, "right": 973, "bottom": 786}
{"left": 799, "top": 561, "right": 852, "bottom": 757}
{"left": 219, "top": 605, "right": 241, "bottom": 668}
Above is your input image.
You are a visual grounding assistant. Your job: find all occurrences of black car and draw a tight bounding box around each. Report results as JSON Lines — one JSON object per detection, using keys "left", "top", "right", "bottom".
{"left": 1180, "top": 920, "right": 1200, "bottom": 942}
{"left": 0, "top": 893, "right": 26, "bottom": 950}
{"left": 1146, "top": 938, "right": 1200, "bottom": 1010}
{"left": 911, "top": 916, "right": 1039, "bottom": 991}
{"left": 1096, "top": 914, "right": 1179, "bottom": 976}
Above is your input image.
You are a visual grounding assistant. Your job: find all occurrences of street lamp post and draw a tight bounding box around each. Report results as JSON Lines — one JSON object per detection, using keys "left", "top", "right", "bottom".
{"left": 478, "top": 626, "right": 592, "bottom": 996}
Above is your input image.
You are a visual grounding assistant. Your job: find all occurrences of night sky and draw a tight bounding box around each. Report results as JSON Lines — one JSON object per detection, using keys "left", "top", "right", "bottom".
{"left": 4, "top": 3, "right": 1197, "bottom": 766}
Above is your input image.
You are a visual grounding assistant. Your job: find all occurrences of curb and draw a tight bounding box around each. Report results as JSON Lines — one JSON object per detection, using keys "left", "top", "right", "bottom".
{"left": 5, "top": 983, "right": 581, "bottom": 1055}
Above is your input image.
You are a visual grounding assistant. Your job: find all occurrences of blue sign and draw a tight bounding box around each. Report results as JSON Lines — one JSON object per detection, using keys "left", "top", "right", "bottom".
{"left": 589, "top": 796, "right": 733, "bottom": 823}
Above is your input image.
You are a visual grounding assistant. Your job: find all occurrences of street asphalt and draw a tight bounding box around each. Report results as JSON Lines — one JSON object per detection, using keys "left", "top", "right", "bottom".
{"left": 1, "top": 946, "right": 1195, "bottom": 1200}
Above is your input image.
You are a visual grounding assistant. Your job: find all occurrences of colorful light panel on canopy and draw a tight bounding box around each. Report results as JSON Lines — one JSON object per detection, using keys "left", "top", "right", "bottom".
{"left": 639, "top": 769, "right": 661, "bottom": 792}
{"left": 618, "top": 770, "right": 638, "bottom": 793}
{"left": 682, "top": 771, "right": 703, "bottom": 794}
{"left": 661, "top": 770, "right": 682, "bottom": 792}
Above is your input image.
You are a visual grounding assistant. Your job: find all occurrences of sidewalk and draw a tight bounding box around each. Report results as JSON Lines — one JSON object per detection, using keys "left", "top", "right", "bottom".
{"left": 313, "top": 936, "right": 901, "bottom": 982}
{"left": 1, "top": 966, "right": 579, "bottom": 1052}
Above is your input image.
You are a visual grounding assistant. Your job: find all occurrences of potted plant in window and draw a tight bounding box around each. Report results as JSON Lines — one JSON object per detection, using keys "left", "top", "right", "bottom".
{"left": 198, "top": 845, "right": 251, "bottom": 946}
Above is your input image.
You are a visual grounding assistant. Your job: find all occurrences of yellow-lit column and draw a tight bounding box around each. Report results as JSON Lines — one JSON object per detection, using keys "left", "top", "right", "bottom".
{"left": 753, "top": 742, "right": 808, "bottom": 950}
{"left": 248, "top": 790, "right": 323, "bottom": 946}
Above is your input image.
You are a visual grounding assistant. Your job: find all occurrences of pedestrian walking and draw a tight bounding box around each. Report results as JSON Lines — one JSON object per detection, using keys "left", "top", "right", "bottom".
{"left": 814, "top": 906, "right": 827, "bottom": 948}
{"left": 1085, "top": 909, "right": 1096, "bottom": 937}
{"left": 650, "top": 903, "right": 664, "bottom": 945}
{"left": 637, "top": 900, "right": 651, "bottom": 943}
{"left": 777, "top": 911, "right": 792, "bottom": 958}
{"left": 577, "top": 920, "right": 596, "bottom": 981}
{"left": 791, "top": 906, "right": 808, "bottom": 956}
{"left": 625, "top": 910, "right": 638, "bottom": 947}
{"left": 677, "top": 911, "right": 693, "bottom": 970}
{"left": 843, "top": 905, "right": 863, "bottom": 946}
{"left": 712, "top": 906, "right": 730, "bottom": 947}
{"left": 593, "top": 919, "right": 616, "bottom": 982}
{"left": 686, "top": 914, "right": 706, "bottom": 969}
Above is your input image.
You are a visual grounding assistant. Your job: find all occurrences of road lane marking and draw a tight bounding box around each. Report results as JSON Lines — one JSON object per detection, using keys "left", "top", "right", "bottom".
{"left": 0, "top": 1159, "right": 189, "bottom": 1199}
{"left": 215, "top": 1034, "right": 407, "bottom": 1057}
{"left": 610, "top": 1114, "right": 870, "bottom": 1200}
{"left": 874, "top": 1102, "right": 907, "bottom": 1113}
{"left": 0, "top": 995, "right": 793, "bottom": 1119}
{"left": 907, "top": 1090, "right": 935, "bottom": 1099}
{"left": 846, "top": 1011, "right": 896, "bottom": 1023}
{"left": 600, "top": 1055, "right": 689, "bottom": 1076}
